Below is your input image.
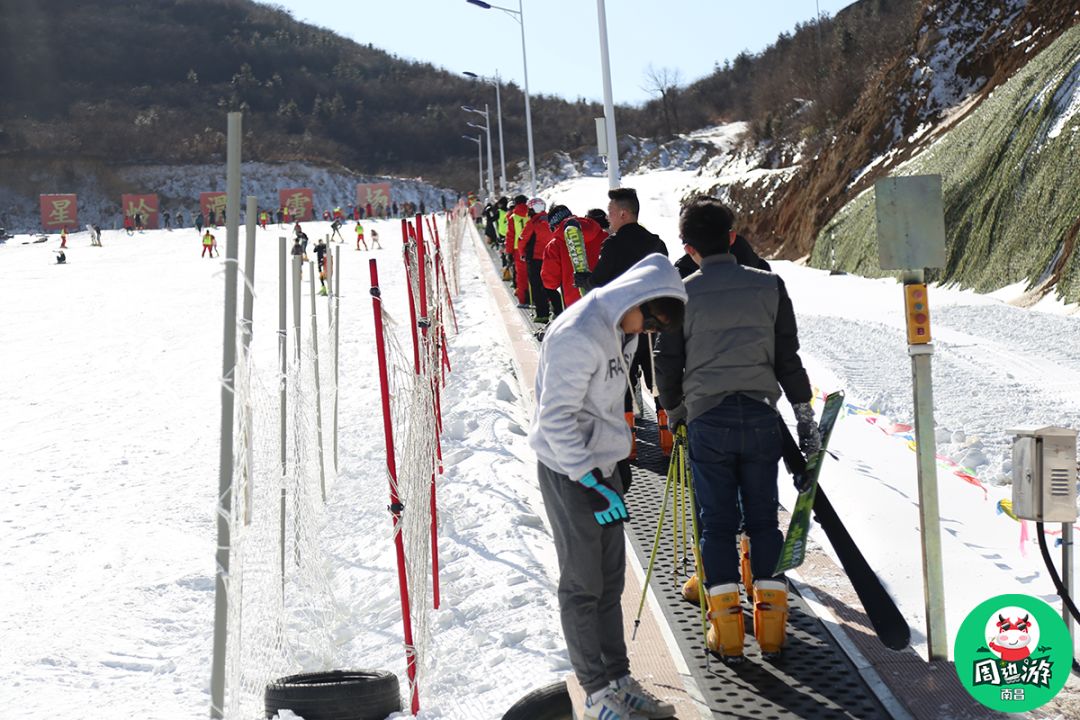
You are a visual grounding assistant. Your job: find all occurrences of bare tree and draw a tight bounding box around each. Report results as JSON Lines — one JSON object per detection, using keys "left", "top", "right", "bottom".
{"left": 643, "top": 64, "right": 683, "bottom": 137}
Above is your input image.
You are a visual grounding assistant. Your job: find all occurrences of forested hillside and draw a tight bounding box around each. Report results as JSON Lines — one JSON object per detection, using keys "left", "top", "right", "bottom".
{"left": 0, "top": 0, "right": 958, "bottom": 193}
{"left": 0, "top": 0, "right": 636, "bottom": 189}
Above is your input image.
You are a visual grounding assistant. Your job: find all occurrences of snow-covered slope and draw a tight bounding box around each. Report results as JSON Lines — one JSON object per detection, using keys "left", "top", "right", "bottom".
{"left": 4, "top": 167, "right": 1080, "bottom": 718}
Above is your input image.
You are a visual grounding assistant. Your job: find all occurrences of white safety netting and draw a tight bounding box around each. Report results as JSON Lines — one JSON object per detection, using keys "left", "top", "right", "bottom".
{"left": 223, "top": 295, "right": 338, "bottom": 719}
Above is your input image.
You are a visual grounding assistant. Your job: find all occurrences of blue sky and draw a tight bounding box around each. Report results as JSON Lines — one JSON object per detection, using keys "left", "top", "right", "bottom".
{"left": 271, "top": 0, "right": 857, "bottom": 106}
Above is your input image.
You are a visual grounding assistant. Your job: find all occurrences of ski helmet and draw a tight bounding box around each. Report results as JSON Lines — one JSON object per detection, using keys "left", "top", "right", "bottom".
{"left": 527, "top": 198, "right": 546, "bottom": 213}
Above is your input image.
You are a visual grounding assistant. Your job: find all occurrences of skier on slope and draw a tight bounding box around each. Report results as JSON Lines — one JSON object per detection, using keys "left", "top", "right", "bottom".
{"left": 195, "top": 212, "right": 204, "bottom": 234}
{"left": 314, "top": 237, "right": 329, "bottom": 294}
{"left": 59, "top": 226, "right": 68, "bottom": 249}
{"left": 653, "top": 197, "right": 820, "bottom": 662}
{"left": 354, "top": 221, "right": 367, "bottom": 251}
{"left": 369, "top": 228, "right": 382, "bottom": 249}
{"left": 330, "top": 218, "right": 345, "bottom": 243}
{"left": 123, "top": 214, "right": 135, "bottom": 236}
{"left": 201, "top": 229, "right": 215, "bottom": 258}
{"left": 529, "top": 254, "right": 684, "bottom": 720}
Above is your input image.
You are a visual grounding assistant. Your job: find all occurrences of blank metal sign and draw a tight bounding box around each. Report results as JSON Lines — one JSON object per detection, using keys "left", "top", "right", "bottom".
{"left": 874, "top": 175, "right": 947, "bottom": 270}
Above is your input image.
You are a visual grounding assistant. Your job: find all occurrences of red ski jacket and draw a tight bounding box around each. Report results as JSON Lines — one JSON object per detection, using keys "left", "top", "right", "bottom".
{"left": 521, "top": 212, "right": 552, "bottom": 262}
{"left": 541, "top": 215, "right": 606, "bottom": 307}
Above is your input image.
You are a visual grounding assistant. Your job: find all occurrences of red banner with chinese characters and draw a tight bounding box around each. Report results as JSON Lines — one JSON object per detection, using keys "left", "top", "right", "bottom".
{"left": 279, "top": 188, "right": 314, "bottom": 222}
{"left": 121, "top": 194, "right": 159, "bottom": 229}
{"left": 200, "top": 192, "right": 228, "bottom": 225}
{"left": 39, "top": 194, "right": 78, "bottom": 231}
{"left": 356, "top": 183, "right": 391, "bottom": 214}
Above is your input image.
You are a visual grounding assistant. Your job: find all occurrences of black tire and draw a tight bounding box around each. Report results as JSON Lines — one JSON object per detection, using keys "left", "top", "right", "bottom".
{"left": 265, "top": 669, "right": 401, "bottom": 720}
{"left": 502, "top": 681, "right": 573, "bottom": 720}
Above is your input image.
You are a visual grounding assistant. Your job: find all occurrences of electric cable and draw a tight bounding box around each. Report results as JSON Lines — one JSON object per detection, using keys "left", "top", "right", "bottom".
{"left": 1035, "top": 521, "right": 1080, "bottom": 674}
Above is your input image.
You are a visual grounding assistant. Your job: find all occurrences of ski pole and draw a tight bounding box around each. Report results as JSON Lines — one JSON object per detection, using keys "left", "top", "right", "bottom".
{"left": 677, "top": 426, "right": 712, "bottom": 670}
{"left": 632, "top": 446, "right": 679, "bottom": 640}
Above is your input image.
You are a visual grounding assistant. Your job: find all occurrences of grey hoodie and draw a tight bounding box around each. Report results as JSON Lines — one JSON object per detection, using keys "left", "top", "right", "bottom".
{"left": 528, "top": 254, "right": 688, "bottom": 482}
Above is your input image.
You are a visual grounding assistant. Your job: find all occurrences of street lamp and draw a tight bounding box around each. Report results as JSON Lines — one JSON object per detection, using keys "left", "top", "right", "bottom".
{"left": 465, "top": 0, "right": 537, "bottom": 197}
{"left": 462, "top": 135, "right": 483, "bottom": 198}
{"left": 596, "top": 0, "right": 620, "bottom": 189}
{"left": 464, "top": 71, "right": 507, "bottom": 194}
{"left": 463, "top": 105, "right": 496, "bottom": 200}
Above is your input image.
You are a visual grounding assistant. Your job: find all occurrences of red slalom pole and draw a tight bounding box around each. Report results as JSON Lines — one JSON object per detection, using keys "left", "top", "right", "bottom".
{"left": 369, "top": 259, "right": 420, "bottom": 715}
{"left": 415, "top": 214, "right": 440, "bottom": 609}
{"left": 400, "top": 219, "right": 420, "bottom": 375}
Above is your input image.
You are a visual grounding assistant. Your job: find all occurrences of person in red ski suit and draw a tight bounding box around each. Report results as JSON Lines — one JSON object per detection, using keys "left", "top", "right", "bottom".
{"left": 540, "top": 205, "right": 607, "bottom": 314}
{"left": 504, "top": 195, "right": 531, "bottom": 306}
{"left": 520, "top": 198, "right": 553, "bottom": 322}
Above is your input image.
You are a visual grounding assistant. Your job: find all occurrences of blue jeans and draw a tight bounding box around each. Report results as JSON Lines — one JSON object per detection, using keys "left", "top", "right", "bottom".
{"left": 688, "top": 394, "right": 783, "bottom": 587}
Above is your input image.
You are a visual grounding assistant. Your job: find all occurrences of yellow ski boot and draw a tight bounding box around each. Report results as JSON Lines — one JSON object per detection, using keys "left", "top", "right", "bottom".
{"left": 739, "top": 535, "right": 753, "bottom": 592}
{"left": 706, "top": 583, "right": 744, "bottom": 660}
{"left": 681, "top": 572, "right": 700, "bottom": 605}
{"left": 753, "top": 579, "right": 789, "bottom": 657}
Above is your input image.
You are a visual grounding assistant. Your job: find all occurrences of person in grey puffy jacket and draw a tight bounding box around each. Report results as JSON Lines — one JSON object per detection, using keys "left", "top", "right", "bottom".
{"left": 653, "top": 197, "right": 819, "bottom": 660}
{"left": 528, "top": 254, "right": 685, "bottom": 720}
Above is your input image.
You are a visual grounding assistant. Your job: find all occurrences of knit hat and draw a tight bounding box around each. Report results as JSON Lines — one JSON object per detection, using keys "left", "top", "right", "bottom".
{"left": 547, "top": 205, "right": 572, "bottom": 231}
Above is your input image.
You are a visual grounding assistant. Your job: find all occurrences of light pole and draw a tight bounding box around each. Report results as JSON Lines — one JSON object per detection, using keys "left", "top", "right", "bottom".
{"left": 464, "top": 105, "right": 496, "bottom": 200}
{"left": 465, "top": 0, "right": 537, "bottom": 197}
{"left": 464, "top": 71, "right": 507, "bottom": 194}
{"left": 596, "top": 0, "right": 620, "bottom": 189}
{"left": 462, "top": 135, "right": 483, "bottom": 198}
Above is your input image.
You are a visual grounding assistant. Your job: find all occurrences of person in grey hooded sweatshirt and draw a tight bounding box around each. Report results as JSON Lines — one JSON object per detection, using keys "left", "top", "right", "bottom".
{"left": 528, "top": 253, "right": 686, "bottom": 720}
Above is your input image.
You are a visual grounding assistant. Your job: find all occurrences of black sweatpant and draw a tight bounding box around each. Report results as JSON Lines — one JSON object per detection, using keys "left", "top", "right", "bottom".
{"left": 527, "top": 259, "right": 549, "bottom": 318}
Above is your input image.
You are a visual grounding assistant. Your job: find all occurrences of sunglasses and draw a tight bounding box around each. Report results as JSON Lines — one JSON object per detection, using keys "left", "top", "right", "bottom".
{"left": 640, "top": 303, "right": 672, "bottom": 333}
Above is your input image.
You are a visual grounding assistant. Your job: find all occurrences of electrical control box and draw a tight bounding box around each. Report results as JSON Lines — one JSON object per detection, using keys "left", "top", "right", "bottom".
{"left": 903, "top": 283, "right": 931, "bottom": 344}
{"left": 1010, "top": 426, "right": 1078, "bottom": 522}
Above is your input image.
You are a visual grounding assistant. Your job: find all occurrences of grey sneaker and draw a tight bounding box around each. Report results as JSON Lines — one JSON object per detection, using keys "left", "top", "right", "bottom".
{"left": 611, "top": 675, "right": 675, "bottom": 718}
{"left": 583, "top": 687, "right": 635, "bottom": 720}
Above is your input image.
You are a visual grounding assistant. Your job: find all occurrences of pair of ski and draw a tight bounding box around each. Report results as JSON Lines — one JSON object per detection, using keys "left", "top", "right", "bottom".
{"left": 774, "top": 390, "right": 911, "bottom": 651}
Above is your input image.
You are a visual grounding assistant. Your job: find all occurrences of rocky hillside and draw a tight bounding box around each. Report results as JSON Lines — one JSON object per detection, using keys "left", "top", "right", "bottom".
{"left": 716, "top": 0, "right": 1079, "bottom": 272}
{"left": 816, "top": 21, "right": 1080, "bottom": 302}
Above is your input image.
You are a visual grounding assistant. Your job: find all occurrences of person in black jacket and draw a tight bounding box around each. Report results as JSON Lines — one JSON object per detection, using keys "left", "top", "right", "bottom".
{"left": 587, "top": 188, "right": 667, "bottom": 290}
{"left": 675, "top": 232, "right": 770, "bottom": 278}
{"left": 587, "top": 187, "right": 672, "bottom": 457}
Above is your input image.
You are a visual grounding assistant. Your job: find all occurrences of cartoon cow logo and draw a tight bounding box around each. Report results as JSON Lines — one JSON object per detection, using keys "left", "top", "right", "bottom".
{"left": 985, "top": 606, "right": 1039, "bottom": 662}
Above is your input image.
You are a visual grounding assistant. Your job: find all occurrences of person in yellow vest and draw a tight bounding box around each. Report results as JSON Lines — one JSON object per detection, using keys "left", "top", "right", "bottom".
{"left": 505, "top": 195, "right": 531, "bottom": 306}
{"left": 201, "top": 229, "right": 215, "bottom": 258}
{"left": 355, "top": 221, "right": 367, "bottom": 251}
{"left": 60, "top": 227, "right": 68, "bottom": 249}
{"left": 496, "top": 197, "right": 509, "bottom": 245}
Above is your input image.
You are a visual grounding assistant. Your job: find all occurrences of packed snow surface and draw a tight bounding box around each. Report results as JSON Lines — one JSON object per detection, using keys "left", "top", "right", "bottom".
{"left": 3, "top": 168, "right": 1080, "bottom": 718}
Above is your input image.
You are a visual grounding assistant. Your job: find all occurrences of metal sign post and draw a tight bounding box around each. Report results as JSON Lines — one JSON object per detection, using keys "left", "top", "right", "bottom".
{"left": 875, "top": 175, "right": 948, "bottom": 661}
